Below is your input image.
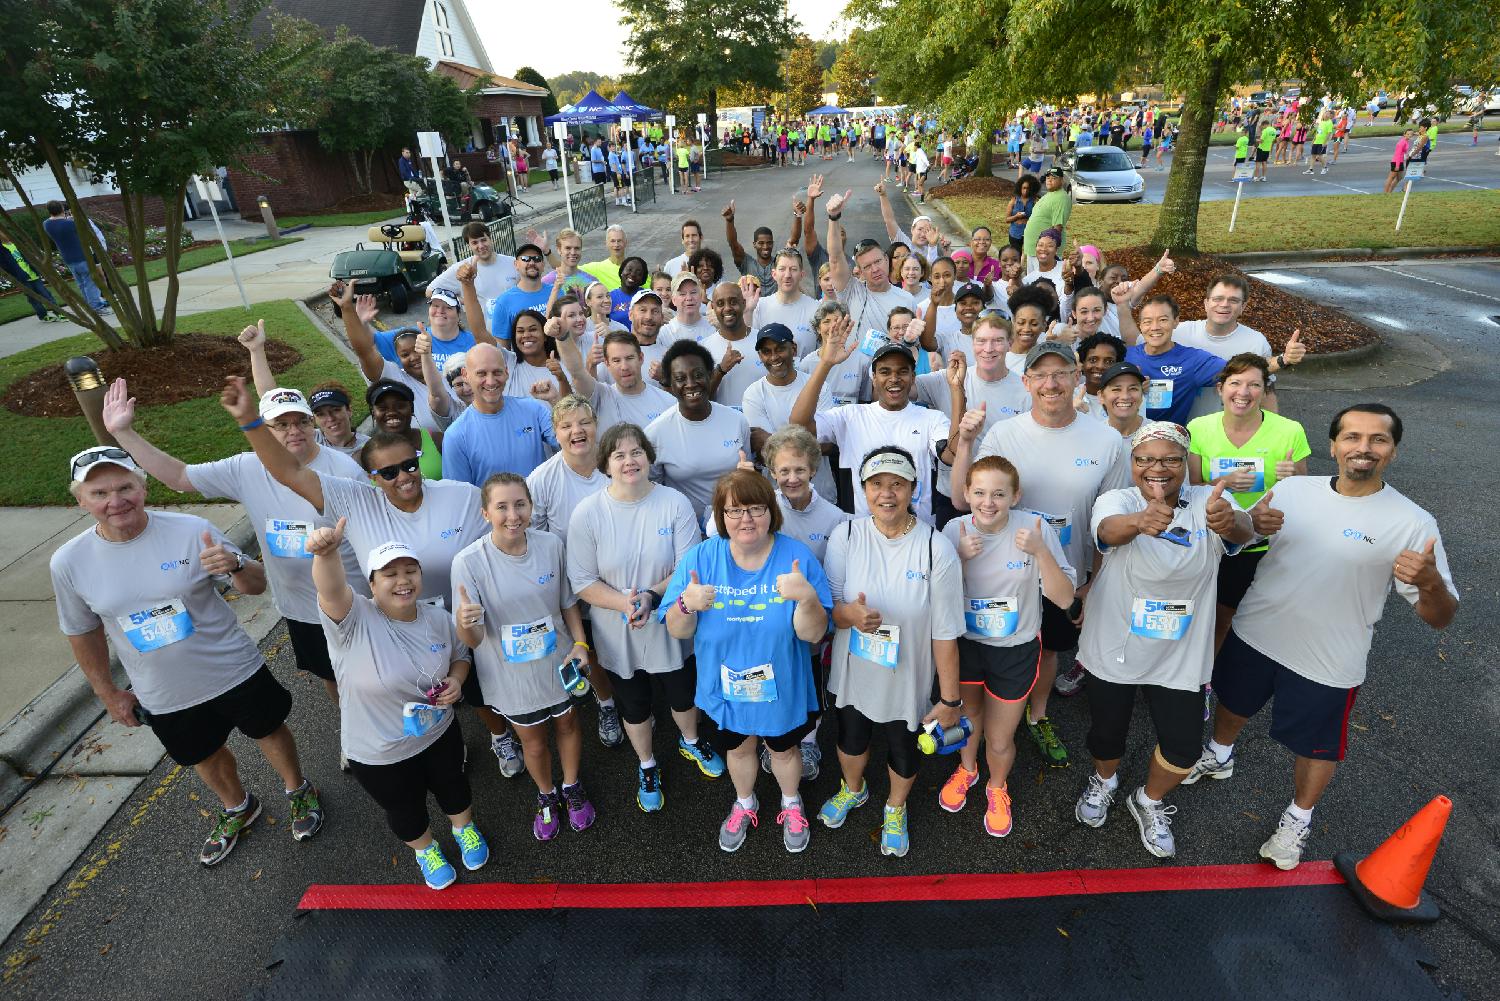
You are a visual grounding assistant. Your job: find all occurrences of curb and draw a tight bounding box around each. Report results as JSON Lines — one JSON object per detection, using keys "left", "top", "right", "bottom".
{"left": 918, "top": 194, "right": 972, "bottom": 243}
{"left": 1224, "top": 246, "right": 1498, "bottom": 265}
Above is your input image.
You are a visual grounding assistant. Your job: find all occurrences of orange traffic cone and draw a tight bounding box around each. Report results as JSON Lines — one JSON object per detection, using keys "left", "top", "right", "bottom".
{"left": 1334, "top": 795, "right": 1452, "bottom": 923}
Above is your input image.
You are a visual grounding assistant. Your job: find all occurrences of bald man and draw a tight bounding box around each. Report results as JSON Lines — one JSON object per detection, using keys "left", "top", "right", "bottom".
{"left": 439, "top": 342, "right": 559, "bottom": 485}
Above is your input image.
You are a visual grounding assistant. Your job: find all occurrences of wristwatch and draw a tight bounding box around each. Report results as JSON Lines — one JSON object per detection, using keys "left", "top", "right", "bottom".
{"left": 938, "top": 696, "right": 963, "bottom": 709}
{"left": 231, "top": 552, "right": 247, "bottom": 573}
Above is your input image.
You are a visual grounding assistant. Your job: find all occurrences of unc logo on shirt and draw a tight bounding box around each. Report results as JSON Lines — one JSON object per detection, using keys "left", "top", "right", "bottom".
{"left": 516, "top": 426, "right": 535, "bottom": 437}
{"left": 1006, "top": 558, "right": 1032, "bottom": 570}
{"left": 439, "top": 526, "right": 463, "bottom": 539}
{"left": 159, "top": 559, "right": 190, "bottom": 571}
{"left": 536, "top": 572, "right": 555, "bottom": 586}
{"left": 1343, "top": 529, "right": 1377, "bottom": 545}
{"left": 721, "top": 439, "right": 738, "bottom": 448}
{"left": 657, "top": 526, "right": 672, "bottom": 536}
{"left": 904, "top": 568, "right": 929, "bottom": 581}
{"left": 1074, "top": 457, "right": 1100, "bottom": 467}
{"left": 428, "top": 642, "right": 447, "bottom": 653}
{"left": 1159, "top": 365, "right": 1185, "bottom": 377}
{"left": 809, "top": 532, "right": 827, "bottom": 541}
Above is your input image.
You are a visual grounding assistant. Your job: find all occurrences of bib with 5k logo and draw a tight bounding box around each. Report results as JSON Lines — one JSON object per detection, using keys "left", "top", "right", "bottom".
{"left": 851, "top": 624, "right": 901, "bottom": 669}
{"left": 264, "top": 519, "right": 314, "bottom": 559}
{"left": 501, "top": 615, "right": 557, "bottom": 663}
{"left": 966, "top": 597, "right": 1019, "bottom": 638}
{"left": 118, "top": 599, "right": 194, "bottom": 653}
{"left": 1130, "top": 598, "right": 1193, "bottom": 641}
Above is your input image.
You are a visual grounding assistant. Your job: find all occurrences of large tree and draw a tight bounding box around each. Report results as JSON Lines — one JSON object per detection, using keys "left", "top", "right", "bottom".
{"left": 781, "top": 36, "right": 825, "bottom": 119}
{"left": 829, "top": 34, "right": 875, "bottom": 108}
{"left": 618, "top": 0, "right": 797, "bottom": 143}
{"left": 549, "top": 70, "right": 608, "bottom": 108}
{"left": 514, "top": 66, "right": 560, "bottom": 117}
{"left": 0, "top": 0, "right": 318, "bottom": 348}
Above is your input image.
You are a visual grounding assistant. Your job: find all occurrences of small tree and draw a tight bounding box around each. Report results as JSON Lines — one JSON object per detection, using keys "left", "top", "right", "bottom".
{"left": 830, "top": 37, "right": 875, "bottom": 107}
{"left": 0, "top": 0, "right": 318, "bottom": 348}
{"left": 781, "top": 36, "right": 825, "bottom": 119}
{"left": 514, "top": 66, "right": 560, "bottom": 118}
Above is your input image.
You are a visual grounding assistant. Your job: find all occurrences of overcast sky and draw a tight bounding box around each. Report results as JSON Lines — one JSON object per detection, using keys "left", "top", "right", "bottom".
{"left": 472, "top": 0, "right": 851, "bottom": 79}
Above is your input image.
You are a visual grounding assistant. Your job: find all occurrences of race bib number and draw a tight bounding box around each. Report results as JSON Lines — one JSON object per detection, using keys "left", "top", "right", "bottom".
{"left": 1130, "top": 598, "right": 1194, "bottom": 641}
{"left": 852, "top": 624, "right": 901, "bottom": 669}
{"left": 264, "top": 518, "right": 314, "bottom": 560}
{"left": 402, "top": 701, "right": 450, "bottom": 738}
{"left": 1209, "top": 456, "right": 1265, "bottom": 492}
{"left": 1146, "top": 379, "right": 1174, "bottom": 411}
{"left": 1042, "top": 513, "right": 1072, "bottom": 547}
{"left": 966, "top": 597, "right": 1020, "bottom": 638}
{"left": 501, "top": 615, "right": 557, "bottom": 663}
{"left": 118, "top": 599, "right": 194, "bottom": 653}
{"left": 721, "top": 662, "right": 778, "bottom": 703}
{"left": 858, "top": 328, "right": 890, "bottom": 357}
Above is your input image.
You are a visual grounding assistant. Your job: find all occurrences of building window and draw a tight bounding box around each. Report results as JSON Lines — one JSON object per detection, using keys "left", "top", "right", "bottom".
{"left": 433, "top": 1, "right": 454, "bottom": 57}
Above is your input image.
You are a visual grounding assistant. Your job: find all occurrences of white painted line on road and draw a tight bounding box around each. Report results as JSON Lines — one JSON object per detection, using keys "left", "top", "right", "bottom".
{"left": 1374, "top": 265, "right": 1500, "bottom": 304}
{"left": 1362, "top": 313, "right": 1410, "bottom": 330}
{"left": 1254, "top": 271, "right": 1305, "bottom": 286}
{"left": 1420, "top": 175, "right": 1494, "bottom": 190}
{"left": 1305, "top": 175, "right": 1372, "bottom": 194}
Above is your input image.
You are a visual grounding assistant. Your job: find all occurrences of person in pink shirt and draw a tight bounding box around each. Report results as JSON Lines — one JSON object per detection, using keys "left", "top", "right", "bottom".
{"left": 969, "top": 226, "right": 1003, "bottom": 283}
{"left": 1384, "top": 130, "right": 1413, "bottom": 193}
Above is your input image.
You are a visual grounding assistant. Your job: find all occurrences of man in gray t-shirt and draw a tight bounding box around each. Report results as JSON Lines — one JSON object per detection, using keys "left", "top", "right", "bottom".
{"left": 51, "top": 447, "right": 325, "bottom": 866}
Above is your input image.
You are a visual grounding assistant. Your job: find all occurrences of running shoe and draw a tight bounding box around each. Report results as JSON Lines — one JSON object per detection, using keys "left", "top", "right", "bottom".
{"left": 718, "top": 796, "right": 759, "bottom": 852}
{"left": 492, "top": 730, "right": 524, "bottom": 778}
{"left": 415, "top": 842, "right": 456, "bottom": 890}
{"left": 1180, "top": 745, "right": 1235, "bottom": 786}
{"left": 1075, "top": 773, "right": 1115, "bottom": 828}
{"left": 938, "top": 763, "right": 979, "bottom": 813}
{"left": 778, "top": 801, "right": 811, "bottom": 853}
{"left": 983, "top": 783, "right": 1014, "bottom": 838}
{"left": 453, "top": 822, "right": 489, "bottom": 870}
{"left": 1302, "top": 168, "right": 1315, "bottom": 174}
{"left": 636, "top": 764, "right": 664, "bottom": 813}
{"left": 199, "top": 793, "right": 261, "bottom": 866}
{"left": 596, "top": 703, "right": 624, "bottom": 748}
{"left": 1126, "top": 788, "right": 1178, "bottom": 858}
{"left": 1259, "top": 810, "right": 1312, "bottom": 870}
{"left": 533, "top": 790, "right": 563, "bottom": 841}
{"left": 677, "top": 735, "right": 725, "bottom": 778}
{"left": 879, "top": 804, "right": 910, "bottom": 857}
{"left": 1026, "top": 711, "right": 1069, "bottom": 767}
{"left": 817, "top": 779, "right": 870, "bottom": 829}
{"left": 562, "top": 781, "right": 596, "bottom": 831}
{"left": 286, "top": 781, "right": 325, "bottom": 841}
{"left": 800, "top": 741, "right": 821, "bottom": 782}
{"left": 1053, "top": 661, "right": 1087, "bottom": 697}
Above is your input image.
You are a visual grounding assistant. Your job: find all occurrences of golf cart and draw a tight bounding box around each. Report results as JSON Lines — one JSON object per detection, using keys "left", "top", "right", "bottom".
{"left": 412, "top": 176, "right": 509, "bottom": 222}
{"left": 328, "top": 222, "right": 445, "bottom": 315}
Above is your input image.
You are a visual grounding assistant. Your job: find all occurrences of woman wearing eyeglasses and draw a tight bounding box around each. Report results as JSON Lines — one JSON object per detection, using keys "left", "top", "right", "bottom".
{"left": 663, "top": 470, "right": 833, "bottom": 854}
{"left": 1072, "top": 421, "right": 1253, "bottom": 859}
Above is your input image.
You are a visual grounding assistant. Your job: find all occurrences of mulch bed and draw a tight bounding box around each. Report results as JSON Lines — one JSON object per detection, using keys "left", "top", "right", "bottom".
{"left": 287, "top": 193, "right": 405, "bottom": 216}
{"left": 930, "top": 175, "right": 1017, "bottom": 200}
{"left": 1105, "top": 246, "right": 1377, "bottom": 353}
{"left": 3, "top": 334, "right": 303, "bottom": 417}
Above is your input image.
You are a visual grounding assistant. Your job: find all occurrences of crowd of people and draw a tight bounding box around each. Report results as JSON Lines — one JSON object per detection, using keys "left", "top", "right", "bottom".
{"left": 51, "top": 161, "right": 1457, "bottom": 890}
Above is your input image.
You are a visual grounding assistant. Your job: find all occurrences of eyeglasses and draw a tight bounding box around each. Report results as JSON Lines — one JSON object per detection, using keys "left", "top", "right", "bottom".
{"left": 372, "top": 453, "right": 423, "bottom": 480}
{"left": 1025, "top": 369, "right": 1078, "bottom": 384}
{"left": 71, "top": 447, "right": 132, "bottom": 477}
{"left": 1133, "top": 455, "right": 1185, "bottom": 469}
{"left": 1206, "top": 296, "right": 1244, "bottom": 306}
{"left": 722, "top": 504, "right": 770, "bottom": 521}
{"left": 517, "top": 254, "right": 544, "bottom": 263}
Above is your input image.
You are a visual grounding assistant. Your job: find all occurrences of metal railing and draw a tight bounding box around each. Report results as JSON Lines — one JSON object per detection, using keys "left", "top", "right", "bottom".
{"left": 448, "top": 214, "right": 517, "bottom": 262}
{"left": 569, "top": 184, "right": 609, "bottom": 235}
{"left": 632, "top": 164, "right": 656, "bottom": 206}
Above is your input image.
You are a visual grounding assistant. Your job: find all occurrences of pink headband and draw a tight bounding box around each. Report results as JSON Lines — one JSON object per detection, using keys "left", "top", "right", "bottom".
{"left": 1078, "top": 245, "right": 1102, "bottom": 263}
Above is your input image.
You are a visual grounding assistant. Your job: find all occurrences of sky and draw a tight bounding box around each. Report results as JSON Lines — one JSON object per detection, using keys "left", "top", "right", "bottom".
{"left": 471, "top": 0, "right": 851, "bottom": 79}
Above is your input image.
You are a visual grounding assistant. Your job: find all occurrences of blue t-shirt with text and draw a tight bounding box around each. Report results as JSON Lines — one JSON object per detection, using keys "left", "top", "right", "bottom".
{"left": 1125, "top": 342, "right": 1226, "bottom": 426}
{"left": 440, "top": 398, "right": 557, "bottom": 486}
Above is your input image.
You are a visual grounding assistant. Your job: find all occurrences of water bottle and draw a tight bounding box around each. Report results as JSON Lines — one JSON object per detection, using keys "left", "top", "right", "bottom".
{"left": 918, "top": 716, "right": 973, "bottom": 755}
{"left": 558, "top": 657, "right": 591, "bottom": 698}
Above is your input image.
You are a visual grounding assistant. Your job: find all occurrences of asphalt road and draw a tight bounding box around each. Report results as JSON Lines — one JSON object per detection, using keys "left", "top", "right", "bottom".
{"left": 4, "top": 157, "right": 1498, "bottom": 1000}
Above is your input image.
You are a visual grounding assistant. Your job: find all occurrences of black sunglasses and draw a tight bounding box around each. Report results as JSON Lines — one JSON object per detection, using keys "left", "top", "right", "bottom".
{"left": 517, "top": 254, "right": 544, "bottom": 263}
{"left": 72, "top": 447, "right": 133, "bottom": 477}
{"left": 371, "top": 453, "right": 422, "bottom": 481}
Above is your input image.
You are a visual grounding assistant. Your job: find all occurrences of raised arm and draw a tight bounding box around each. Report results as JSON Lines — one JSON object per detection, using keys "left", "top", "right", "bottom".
{"left": 412, "top": 327, "right": 453, "bottom": 417}
{"left": 101, "top": 378, "right": 195, "bottom": 493}
{"left": 333, "top": 281, "right": 386, "bottom": 383}
{"left": 550, "top": 314, "right": 598, "bottom": 400}
{"left": 307, "top": 517, "right": 354, "bottom": 622}
{"left": 1109, "top": 278, "right": 1142, "bottom": 345}
{"left": 825, "top": 188, "right": 854, "bottom": 292}
{"left": 1126, "top": 248, "right": 1174, "bottom": 307}
{"left": 220, "top": 375, "right": 326, "bottom": 512}
{"left": 457, "top": 260, "right": 494, "bottom": 345}
{"left": 875, "top": 180, "right": 901, "bottom": 242}
{"left": 238, "top": 320, "right": 278, "bottom": 397}
{"left": 803, "top": 174, "right": 825, "bottom": 259}
{"left": 722, "top": 201, "right": 747, "bottom": 271}
{"left": 790, "top": 312, "right": 854, "bottom": 432}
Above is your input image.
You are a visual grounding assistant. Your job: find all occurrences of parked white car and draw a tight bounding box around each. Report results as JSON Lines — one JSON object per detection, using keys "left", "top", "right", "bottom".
{"left": 1058, "top": 146, "right": 1145, "bottom": 203}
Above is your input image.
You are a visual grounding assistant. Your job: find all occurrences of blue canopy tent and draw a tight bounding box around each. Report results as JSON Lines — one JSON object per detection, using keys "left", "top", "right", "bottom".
{"left": 807, "top": 104, "right": 848, "bottom": 116}
{"left": 609, "top": 91, "right": 665, "bottom": 121}
{"left": 544, "top": 89, "right": 618, "bottom": 125}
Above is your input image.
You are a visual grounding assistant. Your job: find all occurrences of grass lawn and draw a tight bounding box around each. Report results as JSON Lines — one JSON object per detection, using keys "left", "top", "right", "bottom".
{"left": 0, "top": 236, "right": 301, "bottom": 327}
{"left": 939, "top": 189, "right": 1500, "bottom": 254}
{"left": 0, "top": 300, "right": 362, "bottom": 506}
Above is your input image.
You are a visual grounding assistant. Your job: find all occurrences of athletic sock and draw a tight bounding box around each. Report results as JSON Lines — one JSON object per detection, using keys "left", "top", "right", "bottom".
{"left": 735, "top": 795, "right": 755, "bottom": 810}
{"left": 781, "top": 794, "right": 802, "bottom": 808}
{"left": 1286, "top": 802, "right": 1314, "bottom": 826}
{"left": 1097, "top": 771, "right": 1119, "bottom": 791}
{"left": 228, "top": 793, "right": 251, "bottom": 813}
{"left": 639, "top": 756, "right": 656, "bottom": 770}
{"left": 1208, "top": 739, "right": 1234, "bottom": 763}
{"left": 596, "top": 697, "right": 615, "bottom": 709}
{"left": 1136, "top": 788, "right": 1162, "bottom": 808}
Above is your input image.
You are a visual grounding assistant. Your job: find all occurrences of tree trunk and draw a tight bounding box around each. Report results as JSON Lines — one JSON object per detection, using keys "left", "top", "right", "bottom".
{"left": 974, "top": 116, "right": 995, "bottom": 177}
{"left": 1149, "top": 56, "right": 1226, "bottom": 254}
{"left": 707, "top": 88, "right": 718, "bottom": 149}
{"left": 159, "top": 182, "right": 189, "bottom": 340}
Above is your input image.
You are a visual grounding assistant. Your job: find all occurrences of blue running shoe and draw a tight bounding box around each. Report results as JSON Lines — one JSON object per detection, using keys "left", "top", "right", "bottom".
{"left": 880, "top": 804, "right": 910, "bottom": 858}
{"left": 453, "top": 823, "right": 489, "bottom": 870}
{"left": 416, "top": 843, "right": 456, "bottom": 890}
{"left": 817, "top": 780, "right": 869, "bottom": 829}
{"left": 677, "top": 736, "right": 725, "bottom": 778}
{"left": 637, "top": 764, "right": 665, "bottom": 812}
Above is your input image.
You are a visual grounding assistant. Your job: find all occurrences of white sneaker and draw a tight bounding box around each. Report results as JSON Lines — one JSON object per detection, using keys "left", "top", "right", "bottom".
{"left": 1259, "top": 810, "right": 1311, "bottom": 870}
{"left": 1053, "top": 661, "right": 1087, "bottom": 696}
{"left": 1180, "top": 745, "right": 1234, "bottom": 785}
{"left": 1075, "top": 773, "right": 1116, "bottom": 828}
{"left": 1126, "top": 788, "right": 1178, "bottom": 858}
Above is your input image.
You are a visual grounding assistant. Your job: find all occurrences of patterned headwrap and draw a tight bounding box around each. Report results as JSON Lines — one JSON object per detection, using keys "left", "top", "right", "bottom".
{"left": 1131, "top": 420, "right": 1190, "bottom": 452}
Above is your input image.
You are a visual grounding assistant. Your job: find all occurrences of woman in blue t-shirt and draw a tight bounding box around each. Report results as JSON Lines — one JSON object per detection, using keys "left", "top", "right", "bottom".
{"left": 663, "top": 470, "right": 832, "bottom": 855}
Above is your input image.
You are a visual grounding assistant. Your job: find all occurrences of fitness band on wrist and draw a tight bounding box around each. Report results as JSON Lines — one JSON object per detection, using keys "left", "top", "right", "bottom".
{"left": 677, "top": 594, "right": 695, "bottom": 615}
{"left": 239, "top": 418, "right": 264, "bottom": 431}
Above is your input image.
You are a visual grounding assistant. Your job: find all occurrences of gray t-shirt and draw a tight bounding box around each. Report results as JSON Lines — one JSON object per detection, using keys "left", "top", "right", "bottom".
{"left": 645, "top": 402, "right": 751, "bottom": 521}
{"left": 913, "top": 369, "right": 1031, "bottom": 499}
{"left": 835, "top": 279, "right": 915, "bottom": 337}
{"left": 797, "top": 351, "right": 870, "bottom": 406}
{"left": 51, "top": 511, "right": 263, "bottom": 714}
{"left": 736, "top": 253, "right": 776, "bottom": 288}
{"left": 315, "top": 429, "right": 370, "bottom": 458}
{"left": 591, "top": 380, "right": 675, "bottom": 433}
{"left": 753, "top": 294, "right": 820, "bottom": 357}
{"left": 742, "top": 373, "right": 839, "bottom": 499}
{"left": 943, "top": 511, "right": 1075, "bottom": 648}
{"left": 320, "top": 595, "right": 467, "bottom": 765}
{"left": 188, "top": 448, "right": 367, "bottom": 623}
{"left": 452, "top": 529, "right": 579, "bottom": 716}
{"left": 824, "top": 518, "right": 965, "bottom": 728}
{"left": 526, "top": 451, "right": 608, "bottom": 544}
{"left": 814, "top": 401, "right": 950, "bottom": 523}
{"left": 565, "top": 485, "right": 700, "bottom": 679}
{"left": 701, "top": 332, "right": 764, "bottom": 408}
{"left": 319, "top": 474, "right": 487, "bottom": 609}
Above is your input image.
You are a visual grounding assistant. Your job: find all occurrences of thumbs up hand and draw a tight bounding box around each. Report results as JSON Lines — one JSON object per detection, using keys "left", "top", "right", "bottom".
{"left": 720, "top": 346, "right": 743, "bottom": 373}
{"left": 1283, "top": 328, "right": 1307, "bottom": 365}
{"left": 776, "top": 558, "right": 816, "bottom": 602}
{"left": 1250, "top": 490, "right": 1284, "bottom": 537}
{"left": 850, "top": 591, "right": 882, "bottom": 633}
{"left": 1205, "top": 481, "right": 1237, "bottom": 537}
{"left": 682, "top": 569, "right": 718, "bottom": 613}
{"left": 957, "top": 402, "right": 987, "bottom": 442}
{"left": 955, "top": 520, "right": 984, "bottom": 560}
{"left": 305, "top": 516, "right": 347, "bottom": 558}
{"left": 198, "top": 529, "right": 239, "bottom": 575}
{"left": 1274, "top": 448, "right": 1298, "bottom": 481}
{"left": 455, "top": 583, "right": 484, "bottom": 630}
{"left": 736, "top": 449, "right": 756, "bottom": 471}
{"left": 1136, "top": 481, "right": 1177, "bottom": 537}
{"left": 1393, "top": 538, "right": 1440, "bottom": 588}
{"left": 1014, "top": 515, "right": 1045, "bottom": 555}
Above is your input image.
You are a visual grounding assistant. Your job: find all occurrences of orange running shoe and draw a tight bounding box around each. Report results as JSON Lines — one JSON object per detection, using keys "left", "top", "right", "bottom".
{"left": 984, "top": 783, "right": 1013, "bottom": 837}
{"left": 939, "top": 764, "right": 979, "bottom": 813}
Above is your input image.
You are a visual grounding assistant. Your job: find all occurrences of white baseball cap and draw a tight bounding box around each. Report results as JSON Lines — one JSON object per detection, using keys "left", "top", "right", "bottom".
{"left": 367, "top": 541, "right": 421, "bottom": 574}
{"left": 859, "top": 450, "right": 917, "bottom": 484}
{"left": 258, "top": 387, "right": 314, "bottom": 421}
{"left": 69, "top": 446, "right": 141, "bottom": 484}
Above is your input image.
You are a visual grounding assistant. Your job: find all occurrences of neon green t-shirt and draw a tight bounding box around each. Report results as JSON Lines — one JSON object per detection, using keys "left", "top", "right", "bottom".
{"left": 1426, "top": 124, "right": 1438, "bottom": 146}
{"left": 676, "top": 146, "right": 690, "bottom": 169}
{"left": 1258, "top": 125, "right": 1277, "bottom": 152}
{"left": 1314, "top": 119, "right": 1334, "bottom": 145}
{"left": 1187, "top": 410, "right": 1311, "bottom": 550}
{"left": 1235, "top": 135, "right": 1249, "bottom": 158}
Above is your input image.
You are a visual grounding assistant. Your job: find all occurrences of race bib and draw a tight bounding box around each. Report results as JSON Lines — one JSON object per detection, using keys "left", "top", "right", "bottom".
{"left": 852, "top": 623, "right": 901, "bottom": 669}
{"left": 118, "top": 599, "right": 194, "bottom": 653}
{"left": 264, "top": 518, "right": 313, "bottom": 560}
{"left": 501, "top": 615, "right": 557, "bottom": 663}
{"left": 721, "top": 662, "right": 778, "bottom": 703}
{"left": 1042, "top": 513, "right": 1072, "bottom": 547}
{"left": 402, "top": 701, "right": 450, "bottom": 737}
{"left": 1209, "top": 456, "right": 1265, "bottom": 492}
{"left": 966, "top": 597, "right": 1020, "bottom": 638}
{"left": 1130, "top": 598, "right": 1194, "bottom": 641}
{"left": 858, "top": 328, "right": 890, "bottom": 357}
{"left": 1146, "top": 378, "right": 1174, "bottom": 411}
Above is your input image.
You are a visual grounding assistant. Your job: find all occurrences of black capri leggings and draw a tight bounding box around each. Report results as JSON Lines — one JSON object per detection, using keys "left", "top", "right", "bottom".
{"left": 835, "top": 705, "right": 922, "bottom": 779}
{"left": 1084, "top": 674, "right": 1203, "bottom": 771}
{"left": 608, "top": 660, "right": 697, "bottom": 725}
{"left": 348, "top": 720, "right": 472, "bottom": 843}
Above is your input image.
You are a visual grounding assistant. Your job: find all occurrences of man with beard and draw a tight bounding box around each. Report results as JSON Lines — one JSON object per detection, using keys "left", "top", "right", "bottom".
{"left": 1183, "top": 404, "right": 1457, "bottom": 871}
{"left": 439, "top": 343, "right": 558, "bottom": 485}
{"left": 489, "top": 243, "right": 554, "bottom": 344}
{"left": 702, "top": 279, "right": 764, "bottom": 407}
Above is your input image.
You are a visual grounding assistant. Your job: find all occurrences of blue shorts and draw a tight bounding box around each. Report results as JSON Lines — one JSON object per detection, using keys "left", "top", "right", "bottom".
{"left": 1212, "top": 630, "right": 1360, "bottom": 762}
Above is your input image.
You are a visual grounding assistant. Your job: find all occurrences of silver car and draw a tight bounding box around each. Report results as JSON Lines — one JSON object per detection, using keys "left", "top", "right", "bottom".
{"left": 1058, "top": 146, "right": 1145, "bottom": 203}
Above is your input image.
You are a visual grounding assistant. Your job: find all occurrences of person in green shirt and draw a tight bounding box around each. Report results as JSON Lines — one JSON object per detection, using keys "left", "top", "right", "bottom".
{"left": 1307, "top": 113, "right": 1336, "bottom": 174}
{"left": 1186, "top": 352, "right": 1310, "bottom": 652}
{"left": 676, "top": 140, "right": 691, "bottom": 192}
{"left": 1021, "top": 167, "right": 1074, "bottom": 259}
{"left": 1233, "top": 131, "right": 1250, "bottom": 175}
{"left": 1254, "top": 122, "right": 1277, "bottom": 181}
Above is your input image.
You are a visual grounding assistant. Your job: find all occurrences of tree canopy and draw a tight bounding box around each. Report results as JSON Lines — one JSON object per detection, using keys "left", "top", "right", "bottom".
{"left": 829, "top": 35, "right": 875, "bottom": 107}
{"left": 781, "top": 36, "right": 825, "bottom": 119}
{"left": 549, "top": 70, "right": 611, "bottom": 108}
{"left": 514, "top": 66, "right": 559, "bottom": 117}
